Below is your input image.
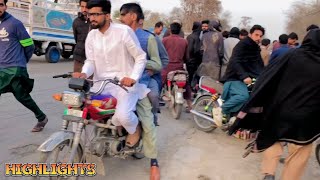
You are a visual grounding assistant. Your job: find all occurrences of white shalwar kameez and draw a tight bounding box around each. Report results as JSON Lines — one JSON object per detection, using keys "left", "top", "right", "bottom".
{"left": 82, "top": 23, "right": 149, "bottom": 134}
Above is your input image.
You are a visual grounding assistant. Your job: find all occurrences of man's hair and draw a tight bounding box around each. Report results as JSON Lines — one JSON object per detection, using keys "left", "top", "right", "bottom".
{"left": 261, "top": 38, "right": 271, "bottom": 46}
{"left": 87, "top": 0, "right": 111, "bottom": 14}
{"left": 249, "top": 25, "right": 265, "bottom": 35}
{"left": 170, "top": 22, "right": 181, "bottom": 35}
{"left": 288, "top": 32, "right": 298, "bottom": 40}
{"left": 222, "top": 31, "right": 229, "bottom": 38}
{"left": 240, "top": 29, "right": 248, "bottom": 36}
{"left": 201, "top": 20, "right": 210, "bottom": 25}
{"left": 4, "top": 0, "right": 7, "bottom": 5}
{"left": 278, "top": 34, "right": 289, "bottom": 44}
{"left": 120, "top": 3, "right": 144, "bottom": 22}
{"left": 272, "top": 40, "right": 278, "bottom": 43}
{"left": 155, "top": 21, "right": 163, "bottom": 28}
{"left": 79, "top": 0, "right": 88, "bottom": 5}
{"left": 306, "top": 24, "right": 319, "bottom": 32}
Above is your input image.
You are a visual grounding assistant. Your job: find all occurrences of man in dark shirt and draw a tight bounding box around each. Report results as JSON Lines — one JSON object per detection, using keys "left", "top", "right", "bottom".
{"left": 186, "top": 21, "right": 202, "bottom": 86}
{"left": 162, "top": 22, "right": 192, "bottom": 111}
{"left": 72, "top": 0, "right": 90, "bottom": 72}
{"left": 220, "top": 25, "right": 265, "bottom": 122}
{"left": 269, "top": 34, "right": 290, "bottom": 64}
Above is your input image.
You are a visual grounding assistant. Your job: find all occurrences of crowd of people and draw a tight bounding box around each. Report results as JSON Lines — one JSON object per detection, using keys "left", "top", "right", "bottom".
{"left": 0, "top": 0, "right": 319, "bottom": 179}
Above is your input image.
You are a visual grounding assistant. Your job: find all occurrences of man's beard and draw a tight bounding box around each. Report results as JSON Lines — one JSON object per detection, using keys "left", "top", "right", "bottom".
{"left": 91, "top": 19, "right": 106, "bottom": 30}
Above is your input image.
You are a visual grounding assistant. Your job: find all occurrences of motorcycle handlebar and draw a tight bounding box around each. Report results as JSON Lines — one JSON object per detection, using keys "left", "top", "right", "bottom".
{"left": 89, "top": 77, "right": 129, "bottom": 94}
{"left": 53, "top": 73, "right": 72, "bottom": 78}
{"left": 53, "top": 73, "right": 128, "bottom": 93}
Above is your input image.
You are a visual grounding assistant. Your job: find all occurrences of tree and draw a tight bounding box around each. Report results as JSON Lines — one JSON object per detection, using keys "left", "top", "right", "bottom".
{"left": 167, "top": 7, "right": 185, "bottom": 23}
{"left": 142, "top": 10, "right": 170, "bottom": 29}
{"left": 219, "top": 10, "right": 232, "bottom": 31}
{"left": 112, "top": 10, "right": 120, "bottom": 22}
{"left": 181, "top": 0, "right": 222, "bottom": 31}
{"left": 286, "top": 0, "right": 320, "bottom": 40}
{"left": 238, "top": 16, "right": 252, "bottom": 30}
{"left": 144, "top": 11, "right": 161, "bottom": 28}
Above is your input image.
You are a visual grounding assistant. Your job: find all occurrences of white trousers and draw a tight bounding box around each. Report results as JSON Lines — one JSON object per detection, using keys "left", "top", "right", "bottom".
{"left": 97, "top": 83, "right": 139, "bottom": 134}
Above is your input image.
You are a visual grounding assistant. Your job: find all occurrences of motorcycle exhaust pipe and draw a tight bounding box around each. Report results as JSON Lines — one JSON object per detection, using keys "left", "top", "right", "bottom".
{"left": 190, "top": 110, "right": 216, "bottom": 124}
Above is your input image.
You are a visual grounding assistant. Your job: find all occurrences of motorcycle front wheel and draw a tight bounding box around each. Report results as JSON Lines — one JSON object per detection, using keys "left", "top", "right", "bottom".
{"left": 193, "top": 96, "right": 218, "bottom": 132}
{"left": 36, "top": 139, "right": 83, "bottom": 180}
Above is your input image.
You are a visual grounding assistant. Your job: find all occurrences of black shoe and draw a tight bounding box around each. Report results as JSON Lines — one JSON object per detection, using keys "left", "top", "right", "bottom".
{"left": 263, "top": 174, "right": 275, "bottom": 180}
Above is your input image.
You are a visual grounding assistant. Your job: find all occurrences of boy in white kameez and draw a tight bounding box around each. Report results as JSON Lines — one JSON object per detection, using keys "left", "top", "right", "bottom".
{"left": 73, "top": 0, "right": 148, "bottom": 147}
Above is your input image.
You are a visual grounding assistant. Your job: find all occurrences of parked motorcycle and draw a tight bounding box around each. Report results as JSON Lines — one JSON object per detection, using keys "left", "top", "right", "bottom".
{"left": 161, "top": 70, "right": 188, "bottom": 119}
{"left": 36, "top": 73, "right": 144, "bottom": 179}
{"left": 190, "top": 76, "right": 223, "bottom": 132}
{"left": 190, "top": 76, "right": 255, "bottom": 133}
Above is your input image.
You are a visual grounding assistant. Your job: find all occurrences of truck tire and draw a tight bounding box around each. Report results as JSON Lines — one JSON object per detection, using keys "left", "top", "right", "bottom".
{"left": 45, "top": 46, "right": 61, "bottom": 63}
{"left": 61, "top": 52, "right": 72, "bottom": 59}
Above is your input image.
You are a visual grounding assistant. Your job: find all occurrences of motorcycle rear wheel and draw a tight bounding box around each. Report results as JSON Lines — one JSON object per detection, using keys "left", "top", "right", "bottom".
{"left": 169, "top": 87, "right": 183, "bottom": 119}
{"left": 193, "top": 96, "right": 218, "bottom": 132}
{"left": 36, "top": 140, "right": 83, "bottom": 180}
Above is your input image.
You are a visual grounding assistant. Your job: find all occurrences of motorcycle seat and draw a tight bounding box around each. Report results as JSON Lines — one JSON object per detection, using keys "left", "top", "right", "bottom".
{"left": 167, "top": 70, "right": 189, "bottom": 81}
{"left": 199, "top": 76, "right": 223, "bottom": 94}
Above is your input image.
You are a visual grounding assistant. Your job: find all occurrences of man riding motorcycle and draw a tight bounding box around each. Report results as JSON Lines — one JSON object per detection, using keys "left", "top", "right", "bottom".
{"left": 74, "top": 1, "right": 160, "bottom": 179}
{"left": 220, "top": 25, "right": 265, "bottom": 123}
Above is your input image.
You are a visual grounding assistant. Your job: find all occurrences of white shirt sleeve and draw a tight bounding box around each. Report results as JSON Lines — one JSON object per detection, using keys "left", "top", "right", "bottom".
{"left": 82, "top": 31, "right": 95, "bottom": 77}
{"left": 123, "top": 28, "right": 147, "bottom": 81}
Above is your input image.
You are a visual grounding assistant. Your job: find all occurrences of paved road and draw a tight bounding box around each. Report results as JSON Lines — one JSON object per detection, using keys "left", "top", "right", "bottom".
{"left": 0, "top": 57, "right": 319, "bottom": 180}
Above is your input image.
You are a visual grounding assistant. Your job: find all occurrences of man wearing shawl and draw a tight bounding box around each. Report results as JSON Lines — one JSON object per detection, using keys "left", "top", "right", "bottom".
{"left": 228, "top": 29, "right": 320, "bottom": 180}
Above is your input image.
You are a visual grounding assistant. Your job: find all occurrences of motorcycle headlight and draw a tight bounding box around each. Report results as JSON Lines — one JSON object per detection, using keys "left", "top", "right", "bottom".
{"left": 62, "top": 91, "right": 84, "bottom": 107}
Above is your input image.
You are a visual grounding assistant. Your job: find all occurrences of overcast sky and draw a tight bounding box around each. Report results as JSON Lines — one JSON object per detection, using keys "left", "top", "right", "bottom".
{"left": 111, "top": 0, "right": 301, "bottom": 40}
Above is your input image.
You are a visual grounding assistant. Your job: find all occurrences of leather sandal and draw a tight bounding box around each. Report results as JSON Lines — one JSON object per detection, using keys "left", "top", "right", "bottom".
{"left": 31, "top": 117, "right": 48, "bottom": 132}
{"left": 125, "top": 123, "right": 142, "bottom": 147}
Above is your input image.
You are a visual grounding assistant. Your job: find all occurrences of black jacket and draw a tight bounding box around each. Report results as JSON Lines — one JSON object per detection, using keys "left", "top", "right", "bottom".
{"left": 220, "top": 37, "right": 264, "bottom": 82}
{"left": 186, "top": 22, "right": 202, "bottom": 65}
{"left": 72, "top": 14, "right": 90, "bottom": 62}
{"left": 229, "top": 29, "right": 320, "bottom": 151}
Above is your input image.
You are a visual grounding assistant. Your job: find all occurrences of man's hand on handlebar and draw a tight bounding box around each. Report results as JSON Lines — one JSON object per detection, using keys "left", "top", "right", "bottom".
{"left": 120, "top": 77, "right": 136, "bottom": 87}
{"left": 243, "top": 77, "right": 252, "bottom": 85}
{"left": 72, "top": 72, "right": 87, "bottom": 79}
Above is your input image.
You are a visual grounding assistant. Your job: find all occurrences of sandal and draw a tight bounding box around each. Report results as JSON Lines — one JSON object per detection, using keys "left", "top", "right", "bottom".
{"left": 126, "top": 124, "right": 142, "bottom": 147}
{"left": 31, "top": 117, "right": 48, "bottom": 132}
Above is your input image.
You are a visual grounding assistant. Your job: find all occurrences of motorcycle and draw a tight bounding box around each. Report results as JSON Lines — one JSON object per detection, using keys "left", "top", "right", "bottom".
{"left": 161, "top": 70, "right": 188, "bottom": 119}
{"left": 190, "top": 76, "right": 255, "bottom": 133}
{"left": 36, "top": 73, "right": 144, "bottom": 179}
